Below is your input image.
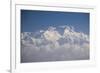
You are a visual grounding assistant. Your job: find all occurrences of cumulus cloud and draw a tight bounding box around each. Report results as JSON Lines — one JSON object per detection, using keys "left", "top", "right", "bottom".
{"left": 21, "top": 26, "right": 89, "bottom": 63}
{"left": 43, "top": 27, "right": 61, "bottom": 42}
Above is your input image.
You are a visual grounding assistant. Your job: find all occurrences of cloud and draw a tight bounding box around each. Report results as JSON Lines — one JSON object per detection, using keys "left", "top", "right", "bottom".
{"left": 43, "top": 27, "right": 61, "bottom": 42}
{"left": 40, "top": 30, "right": 44, "bottom": 33}
{"left": 21, "top": 25, "right": 89, "bottom": 63}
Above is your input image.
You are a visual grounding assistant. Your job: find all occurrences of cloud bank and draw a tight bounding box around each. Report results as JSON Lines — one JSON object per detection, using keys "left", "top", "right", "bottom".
{"left": 21, "top": 25, "right": 89, "bottom": 63}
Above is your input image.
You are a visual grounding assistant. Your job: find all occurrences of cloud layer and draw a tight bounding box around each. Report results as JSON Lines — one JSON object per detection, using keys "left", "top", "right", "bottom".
{"left": 21, "top": 25, "right": 89, "bottom": 63}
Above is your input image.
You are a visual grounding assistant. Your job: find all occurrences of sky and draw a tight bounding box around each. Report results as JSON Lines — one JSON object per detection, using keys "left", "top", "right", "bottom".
{"left": 21, "top": 10, "right": 90, "bottom": 63}
{"left": 21, "top": 10, "right": 89, "bottom": 34}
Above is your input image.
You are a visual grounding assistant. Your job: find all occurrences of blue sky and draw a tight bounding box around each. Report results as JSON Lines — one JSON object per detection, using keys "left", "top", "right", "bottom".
{"left": 21, "top": 10, "right": 89, "bottom": 34}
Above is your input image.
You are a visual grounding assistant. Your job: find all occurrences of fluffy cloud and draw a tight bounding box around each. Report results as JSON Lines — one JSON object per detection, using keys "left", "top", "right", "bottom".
{"left": 43, "top": 27, "right": 61, "bottom": 42}
{"left": 21, "top": 26, "right": 89, "bottom": 63}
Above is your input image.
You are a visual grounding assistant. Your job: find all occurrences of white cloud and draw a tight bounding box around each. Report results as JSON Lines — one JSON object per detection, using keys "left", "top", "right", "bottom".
{"left": 43, "top": 26, "right": 61, "bottom": 42}
{"left": 21, "top": 25, "right": 89, "bottom": 63}
{"left": 40, "top": 30, "right": 44, "bottom": 33}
